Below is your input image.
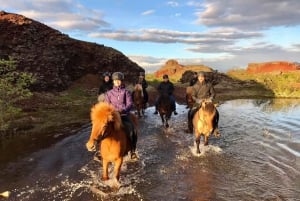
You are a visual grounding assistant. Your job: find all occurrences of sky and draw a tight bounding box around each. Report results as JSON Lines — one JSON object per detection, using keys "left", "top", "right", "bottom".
{"left": 1, "top": 0, "right": 300, "bottom": 73}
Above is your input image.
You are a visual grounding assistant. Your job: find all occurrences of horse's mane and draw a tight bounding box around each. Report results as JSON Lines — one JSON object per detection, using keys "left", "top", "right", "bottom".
{"left": 91, "top": 102, "right": 122, "bottom": 131}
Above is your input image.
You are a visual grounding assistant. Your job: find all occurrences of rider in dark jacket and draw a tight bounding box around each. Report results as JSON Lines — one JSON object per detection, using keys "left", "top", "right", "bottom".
{"left": 189, "top": 71, "right": 198, "bottom": 86}
{"left": 186, "top": 72, "right": 219, "bottom": 135}
{"left": 98, "top": 72, "right": 113, "bottom": 102}
{"left": 153, "top": 74, "right": 178, "bottom": 115}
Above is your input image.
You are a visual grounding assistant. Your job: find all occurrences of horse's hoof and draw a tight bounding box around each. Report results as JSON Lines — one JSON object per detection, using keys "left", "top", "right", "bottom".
{"left": 93, "top": 153, "right": 102, "bottom": 162}
{"left": 86, "top": 142, "right": 96, "bottom": 152}
{"left": 101, "top": 176, "right": 109, "bottom": 181}
{"left": 131, "top": 152, "right": 138, "bottom": 160}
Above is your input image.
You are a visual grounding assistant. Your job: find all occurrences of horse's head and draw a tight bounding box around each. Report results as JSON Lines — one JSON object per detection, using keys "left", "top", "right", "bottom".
{"left": 86, "top": 102, "right": 122, "bottom": 151}
{"left": 194, "top": 99, "right": 217, "bottom": 136}
{"left": 134, "top": 84, "right": 143, "bottom": 91}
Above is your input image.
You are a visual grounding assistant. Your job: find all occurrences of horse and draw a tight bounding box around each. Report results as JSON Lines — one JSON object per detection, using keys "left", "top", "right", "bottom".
{"left": 192, "top": 99, "right": 219, "bottom": 154}
{"left": 86, "top": 102, "right": 138, "bottom": 182}
{"left": 186, "top": 86, "right": 195, "bottom": 109}
{"left": 133, "top": 84, "right": 145, "bottom": 117}
{"left": 157, "top": 93, "right": 173, "bottom": 128}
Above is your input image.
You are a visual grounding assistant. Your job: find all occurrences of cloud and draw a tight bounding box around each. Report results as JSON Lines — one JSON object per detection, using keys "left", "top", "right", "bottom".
{"left": 194, "top": 0, "right": 300, "bottom": 30}
{"left": 141, "top": 9, "right": 155, "bottom": 16}
{"left": 0, "top": 0, "right": 109, "bottom": 31}
{"left": 128, "top": 55, "right": 166, "bottom": 73}
{"left": 89, "top": 28, "right": 262, "bottom": 46}
{"left": 167, "top": 1, "right": 179, "bottom": 7}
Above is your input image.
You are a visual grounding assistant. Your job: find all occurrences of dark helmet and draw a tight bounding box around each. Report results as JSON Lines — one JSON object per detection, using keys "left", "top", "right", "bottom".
{"left": 103, "top": 72, "right": 110, "bottom": 77}
{"left": 163, "top": 74, "right": 169, "bottom": 79}
{"left": 112, "top": 72, "right": 124, "bottom": 81}
{"left": 197, "top": 71, "right": 205, "bottom": 77}
{"left": 139, "top": 72, "right": 145, "bottom": 76}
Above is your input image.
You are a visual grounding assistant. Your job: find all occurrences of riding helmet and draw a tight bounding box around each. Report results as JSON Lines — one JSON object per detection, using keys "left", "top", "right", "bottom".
{"left": 112, "top": 72, "right": 124, "bottom": 80}
{"left": 197, "top": 71, "right": 205, "bottom": 77}
{"left": 163, "top": 74, "right": 169, "bottom": 79}
{"left": 103, "top": 72, "right": 110, "bottom": 77}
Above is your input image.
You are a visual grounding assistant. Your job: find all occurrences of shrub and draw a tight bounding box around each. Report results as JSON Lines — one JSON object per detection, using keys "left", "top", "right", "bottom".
{"left": 0, "top": 58, "right": 36, "bottom": 133}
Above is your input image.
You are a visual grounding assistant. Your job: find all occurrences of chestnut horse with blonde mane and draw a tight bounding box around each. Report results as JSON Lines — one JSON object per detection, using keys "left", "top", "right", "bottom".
{"left": 86, "top": 102, "right": 138, "bottom": 181}
{"left": 133, "top": 84, "right": 145, "bottom": 117}
{"left": 192, "top": 99, "right": 219, "bottom": 154}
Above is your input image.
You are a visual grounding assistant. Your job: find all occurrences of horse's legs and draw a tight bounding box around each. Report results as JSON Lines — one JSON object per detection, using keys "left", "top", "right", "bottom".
{"left": 165, "top": 119, "right": 169, "bottom": 128}
{"left": 137, "top": 108, "right": 141, "bottom": 117}
{"left": 165, "top": 115, "right": 171, "bottom": 128}
{"left": 160, "top": 114, "right": 165, "bottom": 125}
{"left": 101, "top": 159, "right": 109, "bottom": 181}
{"left": 204, "top": 135, "right": 209, "bottom": 146}
{"left": 195, "top": 134, "right": 201, "bottom": 154}
{"left": 114, "top": 158, "right": 123, "bottom": 181}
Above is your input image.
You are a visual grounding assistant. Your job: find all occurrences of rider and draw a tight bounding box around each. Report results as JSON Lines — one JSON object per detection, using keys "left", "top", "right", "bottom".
{"left": 98, "top": 72, "right": 113, "bottom": 102}
{"left": 153, "top": 74, "right": 178, "bottom": 115}
{"left": 189, "top": 71, "right": 198, "bottom": 86}
{"left": 186, "top": 71, "right": 219, "bottom": 134}
{"left": 134, "top": 72, "right": 149, "bottom": 107}
{"left": 105, "top": 72, "right": 138, "bottom": 159}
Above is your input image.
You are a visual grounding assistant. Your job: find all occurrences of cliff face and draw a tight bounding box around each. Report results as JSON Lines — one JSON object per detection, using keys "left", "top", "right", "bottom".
{"left": 154, "top": 59, "right": 213, "bottom": 79}
{"left": 0, "top": 11, "right": 143, "bottom": 91}
{"left": 247, "top": 61, "right": 300, "bottom": 73}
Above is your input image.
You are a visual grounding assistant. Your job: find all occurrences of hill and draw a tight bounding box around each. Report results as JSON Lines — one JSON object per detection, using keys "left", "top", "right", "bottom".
{"left": 247, "top": 61, "right": 300, "bottom": 73}
{"left": 0, "top": 11, "right": 143, "bottom": 91}
{"left": 154, "top": 59, "right": 214, "bottom": 80}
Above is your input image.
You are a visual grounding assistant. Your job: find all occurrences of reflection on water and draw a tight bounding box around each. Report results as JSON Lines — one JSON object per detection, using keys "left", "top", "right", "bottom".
{"left": 0, "top": 99, "right": 300, "bottom": 201}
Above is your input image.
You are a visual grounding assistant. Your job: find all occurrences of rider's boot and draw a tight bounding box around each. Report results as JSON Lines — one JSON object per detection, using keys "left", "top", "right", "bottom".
{"left": 153, "top": 105, "right": 158, "bottom": 114}
{"left": 130, "top": 129, "right": 138, "bottom": 159}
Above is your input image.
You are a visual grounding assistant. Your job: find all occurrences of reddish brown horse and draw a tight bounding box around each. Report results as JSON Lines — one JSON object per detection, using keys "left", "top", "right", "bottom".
{"left": 186, "top": 86, "right": 195, "bottom": 109}
{"left": 133, "top": 84, "right": 145, "bottom": 117}
{"left": 86, "top": 102, "right": 137, "bottom": 181}
{"left": 192, "top": 99, "right": 219, "bottom": 154}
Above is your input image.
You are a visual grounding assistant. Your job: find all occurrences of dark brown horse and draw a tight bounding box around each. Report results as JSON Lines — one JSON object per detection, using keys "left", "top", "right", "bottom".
{"left": 133, "top": 84, "right": 145, "bottom": 117}
{"left": 192, "top": 99, "right": 218, "bottom": 154}
{"left": 86, "top": 102, "right": 138, "bottom": 182}
{"left": 157, "top": 93, "right": 173, "bottom": 128}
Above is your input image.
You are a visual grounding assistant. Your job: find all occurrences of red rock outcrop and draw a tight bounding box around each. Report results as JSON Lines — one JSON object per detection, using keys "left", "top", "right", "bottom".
{"left": 154, "top": 59, "right": 213, "bottom": 79}
{"left": 0, "top": 11, "right": 143, "bottom": 91}
{"left": 247, "top": 61, "right": 300, "bottom": 73}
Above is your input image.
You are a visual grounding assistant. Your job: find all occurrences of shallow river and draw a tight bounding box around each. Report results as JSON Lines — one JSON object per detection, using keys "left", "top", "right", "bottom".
{"left": 0, "top": 99, "right": 300, "bottom": 201}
